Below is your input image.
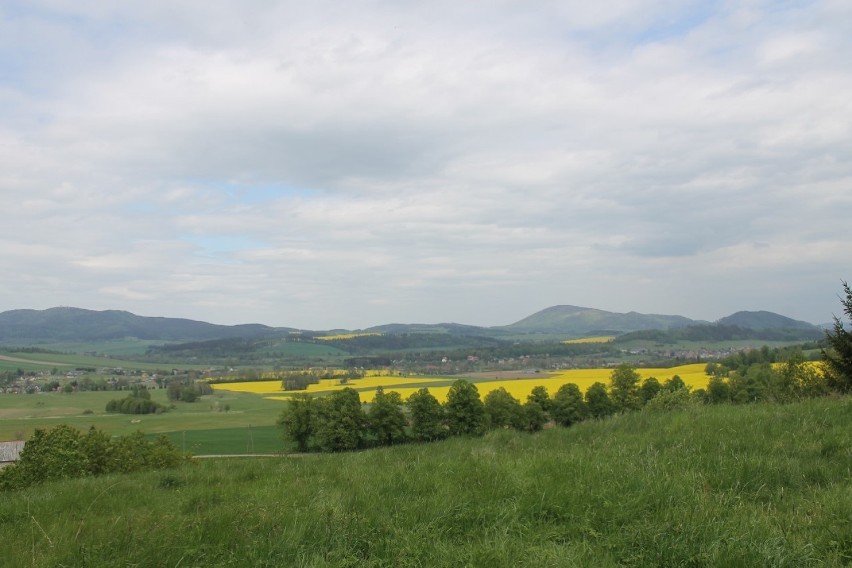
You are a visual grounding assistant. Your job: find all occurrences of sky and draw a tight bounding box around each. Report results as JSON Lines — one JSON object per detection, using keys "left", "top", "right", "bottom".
{"left": 1, "top": 1, "right": 851, "bottom": 330}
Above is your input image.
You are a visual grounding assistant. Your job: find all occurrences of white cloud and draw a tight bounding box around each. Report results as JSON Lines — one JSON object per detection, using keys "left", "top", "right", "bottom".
{"left": 0, "top": 0, "right": 849, "bottom": 328}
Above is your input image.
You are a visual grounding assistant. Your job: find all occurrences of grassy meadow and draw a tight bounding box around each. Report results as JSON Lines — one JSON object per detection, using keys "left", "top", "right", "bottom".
{"left": 153, "top": 425, "right": 284, "bottom": 455}
{"left": 0, "top": 350, "right": 200, "bottom": 372}
{"left": 0, "top": 397, "right": 848, "bottom": 566}
{"left": 0, "top": 388, "right": 286, "bottom": 444}
{"left": 1, "top": 339, "right": 170, "bottom": 357}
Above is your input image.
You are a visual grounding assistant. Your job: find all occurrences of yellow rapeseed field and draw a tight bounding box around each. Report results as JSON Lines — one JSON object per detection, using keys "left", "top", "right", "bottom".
{"left": 562, "top": 336, "right": 616, "bottom": 344}
{"left": 466, "top": 364, "right": 707, "bottom": 401}
{"left": 248, "top": 363, "right": 713, "bottom": 404}
{"left": 315, "top": 332, "right": 383, "bottom": 341}
{"left": 213, "top": 375, "right": 447, "bottom": 396}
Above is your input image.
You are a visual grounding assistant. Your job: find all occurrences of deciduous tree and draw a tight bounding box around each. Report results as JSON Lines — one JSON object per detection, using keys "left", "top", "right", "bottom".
{"left": 551, "top": 383, "right": 588, "bottom": 427}
{"left": 313, "top": 388, "right": 366, "bottom": 452}
{"left": 445, "top": 380, "right": 486, "bottom": 436}
{"left": 407, "top": 388, "right": 445, "bottom": 442}
{"left": 368, "top": 387, "right": 407, "bottom": 446}
{"left": 639, "top": 377, "right": 662, "bottom": 405}
{"left": 585, "top": 382, "right": 615, "bottom": 419}
{"left": 522, "top": 399, "right": 548, "bottom": 432}
{"left": 663, "top": 375, "right": 688, "bottom": 392}
{"left": 277, "top": 394, "right": 316, "bottom": 452}
{"left": 609, "top": 364, "right": 641, "bottom": 412}
{"left": 483, "top": 387, "right": 524, "bottom": 429}
{"left": 705, "top": 376, "right": 731, "bottom": 404}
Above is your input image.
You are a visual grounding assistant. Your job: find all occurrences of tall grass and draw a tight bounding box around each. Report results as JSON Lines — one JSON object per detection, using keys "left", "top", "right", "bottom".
{"left": 1, "top": 398, "right": 849, "bottom": 566}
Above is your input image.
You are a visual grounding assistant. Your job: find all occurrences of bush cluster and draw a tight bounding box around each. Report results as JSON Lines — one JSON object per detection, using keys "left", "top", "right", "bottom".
{"left": 702, "top": 356, "right": 831, "bottom": 404}
{"left": 278, "top": 369, "right": 364, "bottom": 391}
{"left": 0, "top": 425, "right": 185, "bottom": 491}
{"left": 166, "top": 379, "right": 212, "bottom": 402}
{"left": 105, "top": 388, "right": 165, "bottom": 414}
{"left": 277, "top": 369, "right": 675, "bottom": 453}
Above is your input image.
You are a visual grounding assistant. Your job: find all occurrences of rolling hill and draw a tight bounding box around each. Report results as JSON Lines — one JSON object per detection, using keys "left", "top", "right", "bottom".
{"left": 0, "top": 307, "right": 289, "bottom": 343}
{"left": 501, "top": 305, "right": 701, "bottom": 335}
{"left": 716, "top": 310, "right": 818, "bottom": 330}
{"left": 0, "top": 305, "right": 822, "bottom": 345}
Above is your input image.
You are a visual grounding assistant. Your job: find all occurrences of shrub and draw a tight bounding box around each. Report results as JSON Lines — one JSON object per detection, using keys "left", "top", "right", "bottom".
{"left": 644, "top": 388, "right": 698, "bottom": 413}
{"left": 106, "top": 389, "right": 165, "bottom": 414}
{"left": 0, "top": 425, "right": 186, "bottom": 492}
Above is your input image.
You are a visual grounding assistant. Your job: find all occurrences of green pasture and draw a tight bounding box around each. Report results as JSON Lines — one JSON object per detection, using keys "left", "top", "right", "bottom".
{"left": 0, "top": 389, "right": 286, "bottom": 441}
{"left": 150, "top": 425, "right": 285, "bottom": 455}
{"left": 0, "top": 359, "right": 53, "bottom": 373}
{"left": 0, "top": 350, "right": 200, "bottom": 371}
{"left": 615, "top": 338, "right": 805, "bottom": 351}
{"left": 12, "top": 339, "right": 170, "bottom": 357}
{"left": 261, "top": 340, "right": 348, "bottom": 357}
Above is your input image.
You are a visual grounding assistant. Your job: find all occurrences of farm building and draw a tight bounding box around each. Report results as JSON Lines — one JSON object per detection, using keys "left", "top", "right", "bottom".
{"left": 0, "top": 441, "right": 25, "bottom": 466}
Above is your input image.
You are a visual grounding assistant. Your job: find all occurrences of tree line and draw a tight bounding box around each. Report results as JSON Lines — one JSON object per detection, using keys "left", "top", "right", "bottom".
{"left": 276, "top": 364, "right": 695, "bottom": 453}
{"left": 278, "top": 354, "right": 844, "bottom": 455}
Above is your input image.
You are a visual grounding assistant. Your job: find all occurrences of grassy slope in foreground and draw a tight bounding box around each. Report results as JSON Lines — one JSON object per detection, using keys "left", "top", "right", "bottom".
{"left": 1, "top": 398, "right": 850, "bottom": 567}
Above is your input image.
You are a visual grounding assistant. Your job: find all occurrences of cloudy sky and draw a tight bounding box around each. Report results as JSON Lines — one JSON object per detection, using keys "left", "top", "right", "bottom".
{"left": 1, "top": 1, "right": 850, "bottom": 329}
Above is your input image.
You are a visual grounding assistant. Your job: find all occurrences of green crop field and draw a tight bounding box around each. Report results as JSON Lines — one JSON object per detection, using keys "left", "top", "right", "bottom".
{"left": 150, "top": 425, "right": 285, "bottom": 455}
{"left": 1, "top": 398, "right": 848, "bottom": 566}
{"left": 14, "top": 339, "right": 172, "bottom": 357}
{"left": 261, "top": 340, "right": 349, "bottom": 357}
{"left": 0, "top": 350, "right": 200, "bottom": 372}
{"left": 0, "top": 389, "right": 286, "bottom": 441}
{"left": 0, "top": 359, "right": 53, "bottom": 373}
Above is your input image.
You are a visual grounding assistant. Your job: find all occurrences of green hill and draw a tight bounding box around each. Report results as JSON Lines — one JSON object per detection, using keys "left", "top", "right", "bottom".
{"left": 503, "top": 305, "right": 698, "bottom": 334}
{"left": 0, "top": 307, "right": 289, "bottom": 343}
{"left": 1, "top": 398, "right": 848, "bottom": 566}
{"left": 716, "top": 310, "right": 819, "bottom": 331}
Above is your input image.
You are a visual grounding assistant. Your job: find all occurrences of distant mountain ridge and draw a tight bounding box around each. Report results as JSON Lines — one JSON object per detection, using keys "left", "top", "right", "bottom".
{"left": 366, "top": 322, "right": 488, "bottom": 335}
{"left": 0, "top": 305, "right": 821, "bottom": 344}
{"left": 0, "top": 307, "right": 288, "bottom": 343}
{"left": 502, "top": 305, "right": 701, "bottom": 334}
{"left": 715, "top": 311, "right": 817, "bottom": 331}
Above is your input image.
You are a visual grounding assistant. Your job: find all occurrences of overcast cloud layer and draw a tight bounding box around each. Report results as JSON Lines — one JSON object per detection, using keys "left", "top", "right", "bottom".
{"left": 1, "top": 1, "right": 850, "bottom": 329}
